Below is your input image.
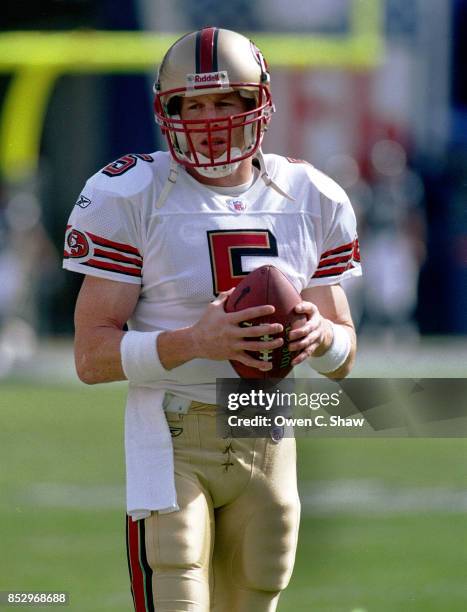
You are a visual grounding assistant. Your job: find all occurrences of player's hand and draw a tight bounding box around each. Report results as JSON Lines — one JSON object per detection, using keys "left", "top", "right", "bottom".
{"left": 287, "top": 300, "right": 333, "bottom": 366}
{"left": 190, "top": 290, "right": 284, "bottom": 371}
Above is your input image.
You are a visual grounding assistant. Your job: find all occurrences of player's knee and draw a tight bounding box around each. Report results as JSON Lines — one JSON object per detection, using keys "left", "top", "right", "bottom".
{"left": 144, "top": 496, "right": 212, "bottom": 572}
{"left": 241, "top": 498, "right": 300, "bottom": 591}
{"left": 244, "top": 547, "right": 295, "bottom": 592}
{"left": 151, "top": 522, "right": 209, "bottom": 570}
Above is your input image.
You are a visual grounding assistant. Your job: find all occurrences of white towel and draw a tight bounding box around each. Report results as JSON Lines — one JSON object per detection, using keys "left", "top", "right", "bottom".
{"left": 125, "top": 386, "right": 179, "bottom": 521}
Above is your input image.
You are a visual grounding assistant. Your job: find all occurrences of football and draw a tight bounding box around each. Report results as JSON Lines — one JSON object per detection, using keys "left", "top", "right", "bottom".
{"left": 224, "top": 265, "right": 307, "bottom": 379}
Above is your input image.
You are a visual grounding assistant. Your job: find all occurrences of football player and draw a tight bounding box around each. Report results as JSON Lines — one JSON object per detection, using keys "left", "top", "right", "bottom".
{"left": 64, "top": 27, "right": 361, "bottom": 612}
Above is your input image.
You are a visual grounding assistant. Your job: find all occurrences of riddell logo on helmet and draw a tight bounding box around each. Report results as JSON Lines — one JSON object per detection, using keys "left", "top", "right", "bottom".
{"left": 186, "top": 72, "right": 229, "bottom": 89}
{"left": 195, "top": 73, "right": 221, "bottom": 82}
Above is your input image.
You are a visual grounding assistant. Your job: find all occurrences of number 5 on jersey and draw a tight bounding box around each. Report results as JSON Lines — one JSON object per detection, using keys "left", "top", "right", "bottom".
{"left": 207, "top": 229, "right": 278, "bottom": 294}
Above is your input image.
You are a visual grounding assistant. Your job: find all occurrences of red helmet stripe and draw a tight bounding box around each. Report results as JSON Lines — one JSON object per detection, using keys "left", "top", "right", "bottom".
{"left": 196, "top": 27, "right": 217, "bottom": 73}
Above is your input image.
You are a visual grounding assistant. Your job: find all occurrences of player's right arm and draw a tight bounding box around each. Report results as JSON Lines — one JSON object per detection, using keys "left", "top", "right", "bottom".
{"left": 74, "top": 276, "right": 138, "bottom": 384}
{"left": 74, "top": 276, "right": 283, "bottom": 384}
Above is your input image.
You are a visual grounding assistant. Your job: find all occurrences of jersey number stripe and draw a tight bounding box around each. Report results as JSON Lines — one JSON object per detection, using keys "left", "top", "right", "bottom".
{"left": 207, "top": 229, "right": 278, "bottom": 294}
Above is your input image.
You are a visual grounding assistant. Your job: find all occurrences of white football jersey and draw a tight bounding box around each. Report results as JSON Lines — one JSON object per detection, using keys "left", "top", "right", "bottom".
{"left": 64, "top": 151, "right": 361, "bottom": 402}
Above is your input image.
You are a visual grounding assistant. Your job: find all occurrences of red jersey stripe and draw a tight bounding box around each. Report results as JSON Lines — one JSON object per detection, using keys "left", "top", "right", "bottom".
{"left": 312, "top": 263, "right": 354, "bottom": 278}
{"left": 321, "top": 241, "right": 354, "bottom": 259}
{"left": 318, "top": 254, "right": 352, "bottom": 268}
{"left": 82, "top": 259, "right": 142, "bottom": 277}
{"left": 93, "top": 248, "right": 143, "bottom": 268}
{"left": 86, "top": 231, "right": 142, "bottom": 257}
{"left": 126, "top": 517, "right": 136, "bottom": 608}
{"left": 127, "top": 517, "right": 147, "bottom": 612}
{"left": 137, "top": 519, "right": 155, "bottom": 611}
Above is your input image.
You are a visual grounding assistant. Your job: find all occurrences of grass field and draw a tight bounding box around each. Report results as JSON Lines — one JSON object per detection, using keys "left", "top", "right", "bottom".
{"left": 2, "top": 382, "right": 467, "bottom": 611}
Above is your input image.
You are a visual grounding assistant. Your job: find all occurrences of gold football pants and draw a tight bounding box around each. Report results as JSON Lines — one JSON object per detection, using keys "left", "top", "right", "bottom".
{"left": 126, "top": 402, "right": 301, "bottom": 612}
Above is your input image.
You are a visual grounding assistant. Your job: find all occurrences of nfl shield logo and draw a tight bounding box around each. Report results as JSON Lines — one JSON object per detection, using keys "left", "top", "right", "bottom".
{"left": 227, "top": 199, "right": 246, "bottom": 212}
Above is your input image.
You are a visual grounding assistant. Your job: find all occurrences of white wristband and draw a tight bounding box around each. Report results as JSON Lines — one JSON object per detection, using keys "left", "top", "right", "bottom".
{"left": 308, "top": 322, "right": 351, "bottom": 374}
{"left": 120, "top": 330, "right": 167, "bottom": 383}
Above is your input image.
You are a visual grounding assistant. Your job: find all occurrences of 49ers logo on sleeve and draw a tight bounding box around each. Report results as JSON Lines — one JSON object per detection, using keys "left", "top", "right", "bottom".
{"left": 64, "top": 226, "right": 143, "bottom": 277}
{"left": 65, "top": 228, "right": 89, "bottom": 258}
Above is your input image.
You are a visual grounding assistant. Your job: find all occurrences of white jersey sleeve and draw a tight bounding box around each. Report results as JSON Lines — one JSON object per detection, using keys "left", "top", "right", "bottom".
{"left": 62, "top": 155, "right": 153, "bottom": 284}
{"left": 304, "top": 165, "right": 362, "bottom": 287}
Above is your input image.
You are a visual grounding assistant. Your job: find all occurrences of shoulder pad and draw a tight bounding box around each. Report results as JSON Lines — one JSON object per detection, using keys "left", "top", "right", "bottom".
{"left": 305, "top": 166, "right": 349, "bottom": 204}
{"left": 87, "top": 152, "right": 160, "bottom": 198}
{"left": 285, "top": 158, "right": 348, "bottom": 204}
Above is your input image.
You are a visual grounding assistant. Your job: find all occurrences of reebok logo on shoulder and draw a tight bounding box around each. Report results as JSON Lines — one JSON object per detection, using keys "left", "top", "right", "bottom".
{"left": 75, "top": 194, "right": 91, "bottom": 209}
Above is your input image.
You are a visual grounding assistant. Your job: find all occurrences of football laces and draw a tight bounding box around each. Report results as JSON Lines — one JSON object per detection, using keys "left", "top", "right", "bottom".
{"left": 259, "top": 334, "right": 274, "bottom": 362}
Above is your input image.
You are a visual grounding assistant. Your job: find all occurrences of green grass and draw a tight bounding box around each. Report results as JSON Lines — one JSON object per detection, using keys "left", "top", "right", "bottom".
{"left": 282, "top": 514, "right": 467, "bottom": 611}
{"left": 0, "top": 383, "right": 131, "bottom": 611}
{"left": 1, "top": 383, "right": 467, "bottom": 611}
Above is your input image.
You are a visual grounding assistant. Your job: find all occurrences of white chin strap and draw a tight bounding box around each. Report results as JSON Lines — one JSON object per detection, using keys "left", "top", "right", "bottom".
{"left": 194, "top": 148, "right": 242, "bottom": 178}
{"left": 255, "top": 149, "right": 295, "bottom": 201}
{"left": 153, "top": 149, "right": 295, "bottom": 211}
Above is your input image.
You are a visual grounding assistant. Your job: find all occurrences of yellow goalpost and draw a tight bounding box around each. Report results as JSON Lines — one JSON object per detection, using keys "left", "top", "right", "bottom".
{"left": 0, "top": 0, "right": 383, "bottom": 184}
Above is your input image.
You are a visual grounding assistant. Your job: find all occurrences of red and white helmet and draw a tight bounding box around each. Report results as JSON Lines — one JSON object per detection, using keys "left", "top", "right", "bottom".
{"left": 154, "top": 27, "right": 274, "bottom": 177}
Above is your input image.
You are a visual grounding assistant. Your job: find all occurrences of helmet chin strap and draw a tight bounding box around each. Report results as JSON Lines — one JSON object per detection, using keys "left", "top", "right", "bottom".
{"left": 192, "top": 148, "right": 295, "bottom": 198}
{"left": 153, "top": 149, "right": 295, "bottom": 210}
{"left": 194, "top": 148, "right": 242, "bottom": 178}
{"left": 255, "top": 150, "right": 295, "bottom": 201}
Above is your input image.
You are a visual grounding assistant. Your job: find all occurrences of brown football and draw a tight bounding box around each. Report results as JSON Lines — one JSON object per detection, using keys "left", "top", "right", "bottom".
{"left": 224, "top": 265, "right": 307, "bottom": 379}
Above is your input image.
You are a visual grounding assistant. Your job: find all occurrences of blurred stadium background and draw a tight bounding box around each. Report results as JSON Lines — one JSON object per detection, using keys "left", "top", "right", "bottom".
{"left": 1, "top": 1, "right": 467, "bottom": 610}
